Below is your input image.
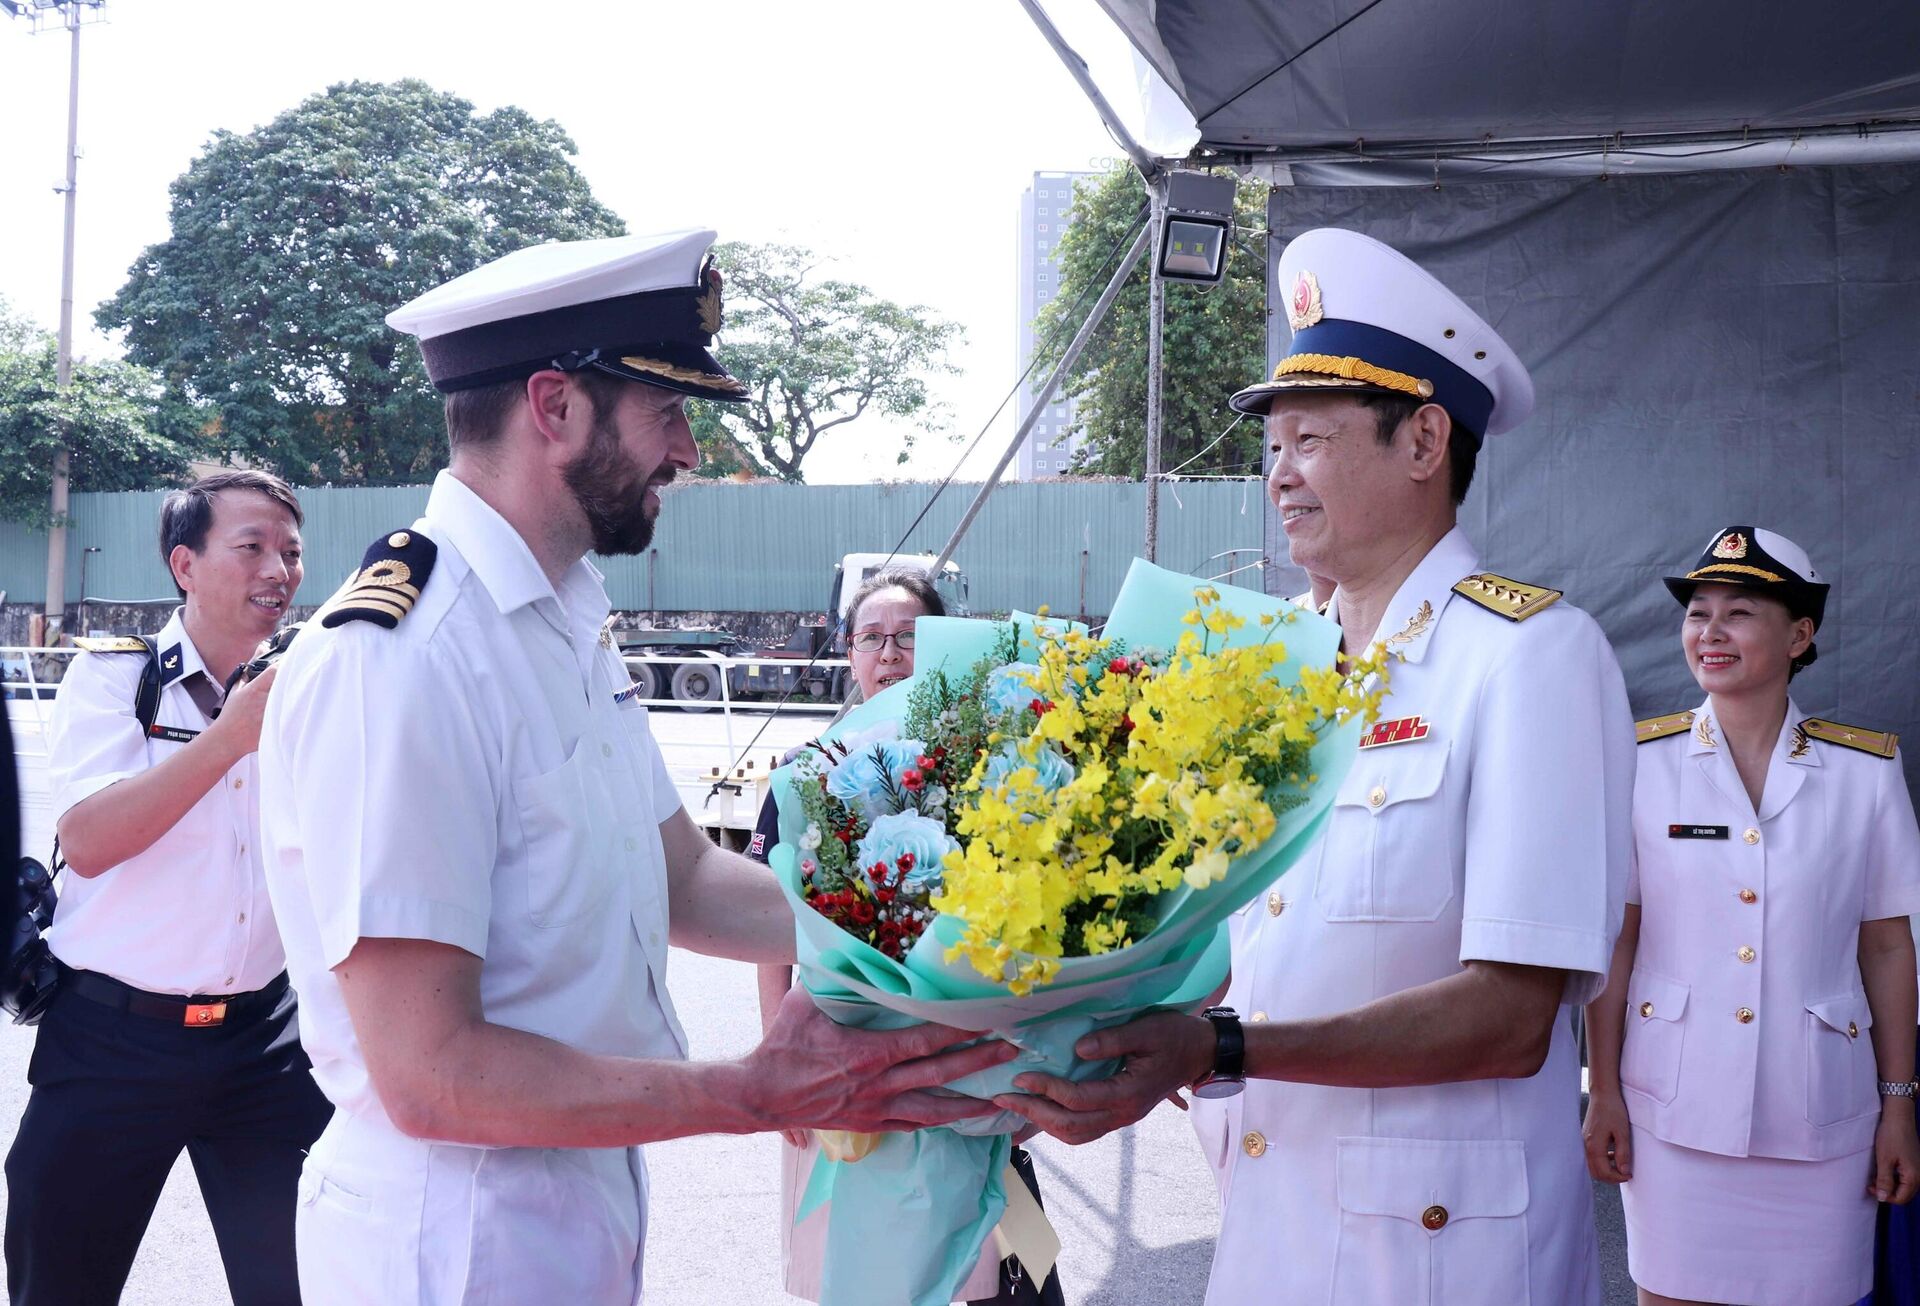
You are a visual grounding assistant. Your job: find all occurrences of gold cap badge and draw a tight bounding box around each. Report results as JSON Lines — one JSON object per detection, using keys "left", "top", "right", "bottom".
{"left": 1287, "top": 270, "right": 1324, "bottom": 332}
{"left": 1712, "top": 531, "right": 1748, "bottom": 559}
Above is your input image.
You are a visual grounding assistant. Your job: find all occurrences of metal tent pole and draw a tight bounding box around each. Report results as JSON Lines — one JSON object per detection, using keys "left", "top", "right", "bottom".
{"left": 1143, "top": 175, "right": 1166, "bottom": 561}
{"left": 932, "top": 221, "right": 1151, "bottom": 573}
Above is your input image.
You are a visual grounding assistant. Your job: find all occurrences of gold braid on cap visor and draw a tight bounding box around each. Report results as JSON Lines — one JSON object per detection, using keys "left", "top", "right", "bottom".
{"left": 618, "top": 355, "right": 749, "bottom": 395}
{"left": 1686, "top": 563, "right": 1787, "bottom": 583}
{"left": 1273, "top": 354, "right": 1435, "bottom": 400}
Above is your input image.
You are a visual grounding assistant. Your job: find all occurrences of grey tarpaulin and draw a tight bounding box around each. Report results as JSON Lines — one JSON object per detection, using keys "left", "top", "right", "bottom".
{"left": 1098, "top": 0, "right": 1920, "bottom": 155}
{"left": 1256, "top": 165, "right": 1920, "bottom": 790}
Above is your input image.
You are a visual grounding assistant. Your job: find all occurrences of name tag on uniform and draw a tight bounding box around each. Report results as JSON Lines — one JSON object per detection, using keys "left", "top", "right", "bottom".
{"left": 1359, "top": 715, "right": 1429, "bottom": 749}
{"left": 1668, "top": 824, "right": 1729, "bottom": 839}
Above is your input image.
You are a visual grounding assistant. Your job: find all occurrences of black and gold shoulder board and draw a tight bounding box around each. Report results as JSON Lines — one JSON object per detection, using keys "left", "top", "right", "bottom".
{"left": 1800, "top": 717, "right": 1898, "bottom": 759}
{"left": 318, "top": 529, "right": 437, "bottom": 630}
{"left": 73, "top": 635, "right": 148, "bottom": 654}
{"left": 1635, "top": 710, "right": 1695, "bottom": 744}
{"left": 1451, "top": 572, "right": 1563, "bottom": 622}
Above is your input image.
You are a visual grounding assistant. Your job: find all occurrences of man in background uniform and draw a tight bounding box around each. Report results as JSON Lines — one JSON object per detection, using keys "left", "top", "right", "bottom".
{"left": 6, "top": 470, "right": 327, "bottom": 1305}
{"left": 259, "top": 229, "right": 1013, "bottom": 1304}
{"left": 997, "top": 229, "right": 1635, "bottom": 1306}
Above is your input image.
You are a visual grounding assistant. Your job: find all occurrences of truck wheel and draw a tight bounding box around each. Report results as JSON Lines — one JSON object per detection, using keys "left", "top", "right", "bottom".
{"left": 624, "top": 661, "right": 659, "bottom": 705}
{"left": 671, "top": 661, "right": 722, "bottom": 713}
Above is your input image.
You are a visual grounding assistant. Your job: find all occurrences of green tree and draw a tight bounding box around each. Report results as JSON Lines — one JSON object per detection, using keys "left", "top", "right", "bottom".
{"left": 0, "top": 300, "right": 207, "bottom": 527}
{"left": 1033, "top": 165, "right": 1267, "bottom": 479}
{"left": 96, "top": 79, "right": 624, "bottom": 486}
{"left": 691, "top": 242, "right": 962, "bottom": 482}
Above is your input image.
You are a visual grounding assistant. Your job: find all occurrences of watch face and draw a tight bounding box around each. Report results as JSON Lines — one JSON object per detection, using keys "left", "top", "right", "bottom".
{"left": 1191, "top": 1076, "right": 1245, "bottom": 1100}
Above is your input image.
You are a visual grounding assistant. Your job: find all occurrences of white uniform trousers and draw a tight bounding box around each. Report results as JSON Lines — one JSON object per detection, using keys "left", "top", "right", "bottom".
{"left": 297, "top": 1110, "right": 648, "bottom": 1304}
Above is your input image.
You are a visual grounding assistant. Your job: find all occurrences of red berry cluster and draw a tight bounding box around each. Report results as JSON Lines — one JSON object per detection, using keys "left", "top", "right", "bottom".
{"left": 804, "top": 854, "right": 929, "bottom": 961}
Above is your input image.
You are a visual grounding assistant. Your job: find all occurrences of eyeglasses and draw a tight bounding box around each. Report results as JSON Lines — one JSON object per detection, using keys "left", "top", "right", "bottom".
{"left": 850, "top": 630, "right": 916, "bottom": 652}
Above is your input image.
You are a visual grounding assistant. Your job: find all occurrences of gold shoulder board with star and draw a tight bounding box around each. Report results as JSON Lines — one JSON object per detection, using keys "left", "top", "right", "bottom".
{"left": 1799, "top": 717, "right": 1898, "bottom": 759}
{"left": 1635, "top": 710, "right": 1695, "bottom": 744}
{"left": 317, "top": 529, "right": 438, "bottom": 630}
{"left": 1451, "top": 573, "right": 1563, "bottom": 622}
{"left": 73, "top": 635, "right": 149, "bottom": 654}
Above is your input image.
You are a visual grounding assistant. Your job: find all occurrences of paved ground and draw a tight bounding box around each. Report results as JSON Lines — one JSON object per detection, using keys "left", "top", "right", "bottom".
{"left": 1, "top": 701, "right": 1635, "bottom": 1304}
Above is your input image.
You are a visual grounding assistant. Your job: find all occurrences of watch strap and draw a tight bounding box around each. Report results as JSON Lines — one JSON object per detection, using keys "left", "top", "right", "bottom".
{"left": 1879, "top": 1080, "right": 1920, "bottom": 1099}
{"left": 1201, "top": 1006, "right": 1245, "bottom": 1080}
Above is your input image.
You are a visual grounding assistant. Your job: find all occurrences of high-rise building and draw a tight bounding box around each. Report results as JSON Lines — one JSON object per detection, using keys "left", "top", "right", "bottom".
{"left": 1014, "top": 170, "right": 1098, "bottom": 479}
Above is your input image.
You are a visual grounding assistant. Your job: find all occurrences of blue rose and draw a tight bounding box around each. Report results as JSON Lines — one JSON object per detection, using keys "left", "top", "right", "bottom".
{"left": 855, "top": 812, "right": 956, "bottom": 891}
{"left": 985, "top": 663, "right": 1046, "bottom": 717}
{"left": 826, "top": 738, "right": 929, "bottom": 819}
{"left": 983, "top": 743, "right": 1075, "bottom": 794}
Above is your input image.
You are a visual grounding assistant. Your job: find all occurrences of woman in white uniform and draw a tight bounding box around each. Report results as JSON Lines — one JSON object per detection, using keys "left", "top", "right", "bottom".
{"left": 1584, "top": 526, "right": 1920, "bottom": 1305}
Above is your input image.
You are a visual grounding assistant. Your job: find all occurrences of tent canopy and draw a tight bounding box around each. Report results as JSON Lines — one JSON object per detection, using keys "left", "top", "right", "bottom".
{"left": 1097, "top": 0, "right": 1920, "bottom": 163}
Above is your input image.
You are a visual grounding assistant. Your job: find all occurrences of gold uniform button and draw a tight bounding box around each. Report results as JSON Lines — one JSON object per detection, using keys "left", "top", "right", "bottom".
{"left": 388, "top": 531, "right": 411, "bottom": 548}
{"left": 1421, "top": 1204, "right": 1449, "bottom": 1231}
{"left": 1742, "top": 828, "right": 1760, "bottom": 845}
{"left": 1639, "top": 1001, "right": 1654, "bottom": 1018}
{"left": 1250, "top": 1011, "right": 1268, "bottom": 1023}
{"left": 1848, "top": 1022, "right": 1859, "bottom": 1038}
{"left": 1738, "top": 888, "right": 1758, "bottom": 904}
{"left": 1736, "top": 1007, "right": 1755, "bottom": 1024}
{"left": 1266, "top": 891, "right": 1286, "bottom": 916}
{"left": 1368, "top": 785, "right": 1387, "bottom": 808}
{"left": 1737, "top": 946, "right": 1756, "bottom": 963}
{"left": 1242, "top": 1131, "right": 1268, "bottom": 1158}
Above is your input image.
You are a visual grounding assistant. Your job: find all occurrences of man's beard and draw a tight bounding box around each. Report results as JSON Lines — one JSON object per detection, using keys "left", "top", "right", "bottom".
{"left": 561, "top": 412, "right": 662, "bottom": 557}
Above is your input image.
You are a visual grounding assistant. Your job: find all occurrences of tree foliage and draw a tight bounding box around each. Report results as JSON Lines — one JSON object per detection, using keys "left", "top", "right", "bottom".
{"left": 1033, "top": 165, "right": 1268, "bottom": 480}
{"left": 689, "top": 242, "right": 962, "bottom": 482}
{"left": 96, "top": 79, "right": 625, "bottom": 486}
{"left": 0, "top": 300, "right": 207, "bottom": 528}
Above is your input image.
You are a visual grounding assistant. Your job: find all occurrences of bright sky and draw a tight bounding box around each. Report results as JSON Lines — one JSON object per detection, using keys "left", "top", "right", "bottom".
{"left": 0, "top": 0, "right": 1159, "bottom": 484}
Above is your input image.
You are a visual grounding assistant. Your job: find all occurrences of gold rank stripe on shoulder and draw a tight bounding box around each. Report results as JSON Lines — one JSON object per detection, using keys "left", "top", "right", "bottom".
{"left": 1450, "top": 573, "right": 1563, "bottom": 622}
{"left": 318, "top": 528, "right": 438, "bottom": 630}
{"left": 73, "top": 635, "right": 148, "bottom": 654}
{"left": 1799, "top": 717, "right": 1899, "bottom": 759}
{"left": 1635, "top": 710, "right": 1696, "bottom": 744}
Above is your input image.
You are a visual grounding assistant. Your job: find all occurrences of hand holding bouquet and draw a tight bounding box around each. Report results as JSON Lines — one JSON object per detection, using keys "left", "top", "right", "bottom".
{"left": 767, "top": 560, "right": 1383, "bottom": 1304}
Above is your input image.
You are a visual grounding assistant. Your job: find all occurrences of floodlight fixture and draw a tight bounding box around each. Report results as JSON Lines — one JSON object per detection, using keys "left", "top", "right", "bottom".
{"left": 1157, "top": 171, "right": 1236, "bottom": 285}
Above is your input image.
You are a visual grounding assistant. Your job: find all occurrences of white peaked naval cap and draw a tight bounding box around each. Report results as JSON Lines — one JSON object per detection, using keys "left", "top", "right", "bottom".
{"left": 386, "top": 228, "right": 748, "bottom": 402}
{"left": 1229, "top": 227, "right": 1534, "bottom": 440}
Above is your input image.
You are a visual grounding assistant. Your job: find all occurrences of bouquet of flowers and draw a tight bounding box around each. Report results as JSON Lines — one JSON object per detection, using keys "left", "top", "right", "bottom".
{"left": 768, "top": 559, "right": 1383, "bottom": 1304}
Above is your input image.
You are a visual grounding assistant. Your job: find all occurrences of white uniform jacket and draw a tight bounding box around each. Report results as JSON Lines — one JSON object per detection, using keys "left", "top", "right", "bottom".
{"left": 46, "top": 608, "right": 286, "bottom": 995}
{"left": 1623, "top": 699, "right": 1920, "bottom": 1161}
{"left": 260, "top": 472, "right": 686, "bottom": 1304}
{"left": 1192, "top": 527, "right": 1634, "bottom": 1306}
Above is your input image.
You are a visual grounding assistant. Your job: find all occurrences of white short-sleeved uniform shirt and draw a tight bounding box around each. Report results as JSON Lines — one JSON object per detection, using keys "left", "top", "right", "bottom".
{"left": 260, "top": 471, "right": 687, "bottom": 1130}
{"left": 1190, "top": 527, "right": 1634, "bottom": 1306}
{"left": 46, "top": 607, "right": 285, "bottom": 995}
{"left": 1623, "top": 700, "right": 1920, "bottom": 1161}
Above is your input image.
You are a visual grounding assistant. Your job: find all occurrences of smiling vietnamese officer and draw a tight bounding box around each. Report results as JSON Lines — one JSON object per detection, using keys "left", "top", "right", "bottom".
{"left": 993, "top": 227, "right": 1636, "bottom": 1306}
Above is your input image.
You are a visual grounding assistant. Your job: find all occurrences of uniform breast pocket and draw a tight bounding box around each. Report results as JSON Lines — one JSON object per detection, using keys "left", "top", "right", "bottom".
{"left": 1330, "top": 1137, "right": 1531, "bottom": 1306}
{"left": 1315, "top": 742, "right": 1455, "bottom": 922}
{"left": 513, "top": 747, "right": 620, "bottom": 928}
{"left": 1620, "top": 969, "right": 1690, "bottom": 1106}
{"left": 1806, "top": 992, "right": 1875, "bottom": 1127}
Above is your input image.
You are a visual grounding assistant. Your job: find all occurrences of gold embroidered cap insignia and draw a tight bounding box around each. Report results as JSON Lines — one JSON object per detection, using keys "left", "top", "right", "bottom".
{"left": 1288, "top": 270, "right": 1324, "bottom": 332}
{"left": 1712, "top": 531, "right": 1748, "bottom": 559}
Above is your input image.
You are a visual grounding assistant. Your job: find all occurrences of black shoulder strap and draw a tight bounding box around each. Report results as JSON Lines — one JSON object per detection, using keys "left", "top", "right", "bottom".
{"left": 133, "top": 635, "right": 162, "bottom": 736}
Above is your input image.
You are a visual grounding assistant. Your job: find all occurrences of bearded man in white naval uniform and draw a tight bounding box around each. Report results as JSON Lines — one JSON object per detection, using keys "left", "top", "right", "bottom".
{"left": 996, "top": 228, "right": 1635, "bottom": 1305}
{"left": 258, "top": 229, "right": 1014, "bottom": 1305}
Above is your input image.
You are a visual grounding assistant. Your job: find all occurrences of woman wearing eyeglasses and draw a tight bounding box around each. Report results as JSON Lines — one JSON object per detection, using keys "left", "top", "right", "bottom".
{"left": 746, "top": 571, "right": 1065, "bottom": 1305}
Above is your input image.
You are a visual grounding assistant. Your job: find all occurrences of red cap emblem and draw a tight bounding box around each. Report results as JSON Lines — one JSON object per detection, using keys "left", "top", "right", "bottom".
{"left": 1288, "top": 270, "right": 1324, "bottom": 332}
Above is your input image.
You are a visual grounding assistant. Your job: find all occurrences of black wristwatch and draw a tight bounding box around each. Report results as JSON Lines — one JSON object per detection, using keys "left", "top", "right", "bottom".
{"left": 1191, "top": 1006, "right": 1246, "bottom": 1099}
